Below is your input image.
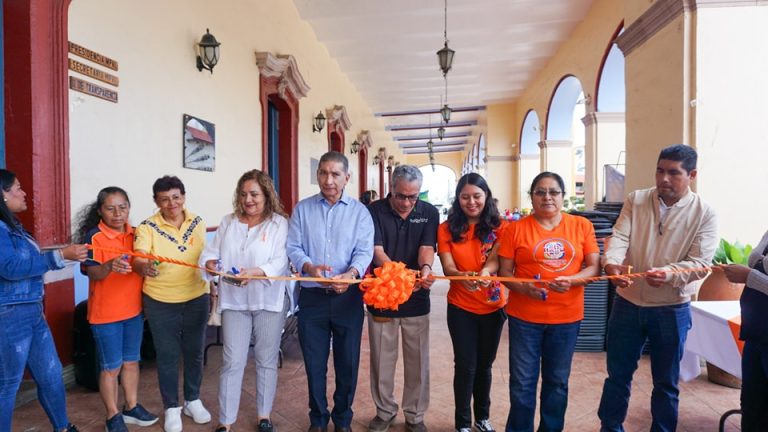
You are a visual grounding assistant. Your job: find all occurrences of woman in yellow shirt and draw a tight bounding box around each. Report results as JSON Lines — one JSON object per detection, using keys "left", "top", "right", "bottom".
{"left": 133, "top": 176, "right": 209, "bottom": 432}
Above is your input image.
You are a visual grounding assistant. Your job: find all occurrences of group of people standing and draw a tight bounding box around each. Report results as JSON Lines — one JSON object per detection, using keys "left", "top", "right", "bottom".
{"left": 1, "top": 143, "right": 766, "bottom": 432}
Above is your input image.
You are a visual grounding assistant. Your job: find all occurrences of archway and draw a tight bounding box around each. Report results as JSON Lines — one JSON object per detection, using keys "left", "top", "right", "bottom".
{"left": 419, "top": 164, "right": 457, "bottom": 221}
{"left": 519, "top": 109, "right": 542, "bottom": 210}
{"left": 545, "top": 75, "right": 585, "bottom": 201}
{"left": 586, "top": 24, "right": 627, "bottom": 206}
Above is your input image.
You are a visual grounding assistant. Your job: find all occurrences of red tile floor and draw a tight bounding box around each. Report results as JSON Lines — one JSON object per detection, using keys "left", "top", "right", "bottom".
{"left": 13, "top": 274, "right": 742, "bottom": 432}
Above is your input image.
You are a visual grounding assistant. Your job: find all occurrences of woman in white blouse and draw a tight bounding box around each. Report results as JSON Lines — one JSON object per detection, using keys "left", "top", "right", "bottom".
{"left": 200, "top": 169, "right": 290, "bottom": 432}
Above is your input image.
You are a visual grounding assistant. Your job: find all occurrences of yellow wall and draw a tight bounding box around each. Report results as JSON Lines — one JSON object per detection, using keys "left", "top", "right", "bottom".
{"left": 67, "top": 0, "right": 398, "bottom": 224}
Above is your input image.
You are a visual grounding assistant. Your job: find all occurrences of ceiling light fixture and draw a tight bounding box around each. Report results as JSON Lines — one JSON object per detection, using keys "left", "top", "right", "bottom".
{"left": 436, "top": 0, "right": 455, "bottom": 76}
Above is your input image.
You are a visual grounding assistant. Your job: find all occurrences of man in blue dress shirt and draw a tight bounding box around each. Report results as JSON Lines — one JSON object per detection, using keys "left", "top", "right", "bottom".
{"left": 287, "top": 151, "right": 374, "bottom": 432}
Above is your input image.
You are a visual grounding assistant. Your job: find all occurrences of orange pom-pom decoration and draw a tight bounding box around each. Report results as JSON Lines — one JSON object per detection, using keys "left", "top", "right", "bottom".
{"left": 360, "top": 261, "right": 417, "bottom": 311}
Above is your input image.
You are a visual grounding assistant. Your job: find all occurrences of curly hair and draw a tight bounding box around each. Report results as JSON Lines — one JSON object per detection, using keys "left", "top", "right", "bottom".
{"left": 74, "top": 186, "right": 131, "bottom": 244}
{"left": 447, "top": 173, "right": 500, "bottom": 243}
{"left": 233, "top": 169, "right": 286, "bottom": 219}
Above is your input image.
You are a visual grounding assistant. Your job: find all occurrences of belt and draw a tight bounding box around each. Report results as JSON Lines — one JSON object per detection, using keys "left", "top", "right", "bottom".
{"left": 300, "top": 284, "right": 359, "bottom": 295}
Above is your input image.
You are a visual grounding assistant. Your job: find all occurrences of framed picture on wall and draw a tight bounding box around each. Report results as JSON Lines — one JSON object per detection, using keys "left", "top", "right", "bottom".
{"left": 183, "top": 114, "right": 216, "bottom": 172}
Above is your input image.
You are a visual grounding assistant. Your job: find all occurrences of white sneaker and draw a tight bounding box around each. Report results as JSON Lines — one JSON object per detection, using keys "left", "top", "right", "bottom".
{"left": 163, "top": 407, "right": 183, "bottom": 432}
{"left": 182, "top": 399, "right": 211, "bottom": 424}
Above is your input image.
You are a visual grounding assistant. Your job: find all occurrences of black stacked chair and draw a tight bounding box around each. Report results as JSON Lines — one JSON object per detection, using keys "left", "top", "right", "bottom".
{"left": 571, "top": 203, "right": 623, "bottom": 352}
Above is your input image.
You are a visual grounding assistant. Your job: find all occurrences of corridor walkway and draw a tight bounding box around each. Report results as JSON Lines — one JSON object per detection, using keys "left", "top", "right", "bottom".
{"left": 13, "top": 274, "right": 741, "bottom": 432}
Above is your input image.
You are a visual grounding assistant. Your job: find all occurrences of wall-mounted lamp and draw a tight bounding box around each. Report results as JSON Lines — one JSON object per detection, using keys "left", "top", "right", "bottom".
{"left": 372, "top": 155, "right": 381, "bottom": 165}
{"left": 312, "top": 111, "right": 326, "bottom": 133}
{"left": 387, "top": 155, "right": 395, "bottom": 167}
{"left": 350, "top": 140, "right": 360, "bottom": 154}
{"left": 196, "top": 29, "right": 221, "bottom": 74}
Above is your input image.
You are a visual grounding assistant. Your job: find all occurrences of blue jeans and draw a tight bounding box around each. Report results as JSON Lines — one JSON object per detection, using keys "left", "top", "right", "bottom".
{"left": 298, "top": 286, "right": 364, "bottom": 428}
{"left": 91, "top": 313, "right": 144, "bottom": 371}
{"left": 598, "top": 296, "right": 691, "bottom": 432}
{"left": 506, "top": 315, "right": 580, "bottom": 432}
{"left": 0, "top": 302, "right": 69, "bottom": 431}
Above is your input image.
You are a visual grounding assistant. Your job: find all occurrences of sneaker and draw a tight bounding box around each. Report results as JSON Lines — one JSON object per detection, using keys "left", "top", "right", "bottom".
{"left": 368, "top": 415, "right": 396, "bottom": 432}
{"left": 58, "top": 425, "right": 79, "bottom": 432}
{"left": 163, "top": 407, "right": 183, "bottom": 432}
{"left": 122, "top": 403, "right": 159, "bottom": 426}
{"left": 456, "top": 429, "right": 471, "bottom": 432}
{"left": 474, "top": 419, "right": 495, "bottom": 432}
{"left": 105, "top": 414, "right": 128, "bottom": 432}
{"left": 259, "top": 419, "right": 276, "bottom": 432}
{"left": 405, "top": 421, "right": 427, "bottom": 432}
{"left": 182, "top": 399, "right": 211, "bottom": 424}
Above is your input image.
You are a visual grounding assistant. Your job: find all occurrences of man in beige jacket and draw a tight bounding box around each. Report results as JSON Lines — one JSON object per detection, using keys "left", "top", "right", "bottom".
{"left": 597, "top": 144, "right": 718, "bottom": 432}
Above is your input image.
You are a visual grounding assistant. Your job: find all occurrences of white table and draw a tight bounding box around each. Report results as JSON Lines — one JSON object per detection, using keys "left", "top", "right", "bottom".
{"left": 680, "top": 300, "right": 742, "bottom": 382}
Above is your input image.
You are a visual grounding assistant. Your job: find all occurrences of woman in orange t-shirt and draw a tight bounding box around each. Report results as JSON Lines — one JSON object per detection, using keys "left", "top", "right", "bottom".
{"left": 76, "top": 187, "right": 158, "bottom": 431}
{"left": 498, "top": 172, "right": 599, "bottom": 432}
{"left": 438, "top": 173, "right": 507, "bottom": 432}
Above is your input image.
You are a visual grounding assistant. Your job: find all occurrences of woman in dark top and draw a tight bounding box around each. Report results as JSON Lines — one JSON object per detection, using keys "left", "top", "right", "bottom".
{"left": 723, "top": 231, "right": 768, "bottom": 431}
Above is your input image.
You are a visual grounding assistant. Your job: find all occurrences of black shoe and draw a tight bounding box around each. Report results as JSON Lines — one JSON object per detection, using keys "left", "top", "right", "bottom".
{"left": 259, "top": 419, "right": 276, "bottom": 432}
{"left": 57, "top": 425, "right": 79, "bottom": 432}
{"left": 474, "top": 419, "right": 496, "bottom": 432}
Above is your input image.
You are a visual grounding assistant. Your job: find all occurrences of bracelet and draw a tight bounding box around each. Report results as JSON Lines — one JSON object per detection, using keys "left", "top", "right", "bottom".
{"left": 420, "top": 263, "right": 432, "bottom": 270}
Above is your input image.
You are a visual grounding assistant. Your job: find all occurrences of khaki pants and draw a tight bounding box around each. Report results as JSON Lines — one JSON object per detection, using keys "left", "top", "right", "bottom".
{"left": 367, "top": 311, "right": 430, "bottom": 424}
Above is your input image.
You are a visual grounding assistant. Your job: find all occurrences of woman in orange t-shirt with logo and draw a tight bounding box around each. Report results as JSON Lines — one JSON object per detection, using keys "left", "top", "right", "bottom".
{"left": 498, "top": 171, "right": 599, "bottom": 432}
{"left": 438, "top": 173, "right": 507, "bottom": 432}
{"left": 76, "top": 187, "right": 158, "bottom": 432}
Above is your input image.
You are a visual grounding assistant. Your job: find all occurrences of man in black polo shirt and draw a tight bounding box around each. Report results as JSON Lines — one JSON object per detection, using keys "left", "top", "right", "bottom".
{"left": 365, "top": 165, "right": 439, "bottom": 432}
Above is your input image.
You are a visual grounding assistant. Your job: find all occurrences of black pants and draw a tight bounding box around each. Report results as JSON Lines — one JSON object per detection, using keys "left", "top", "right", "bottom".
{"left": 446, "top": 304, "right": 506, "bottom": 428}
{"left": 742, "top": 339, "right": 768, "bottom": 431}
{"left": 143, "top": 293, "right": 209, "bottom": 409}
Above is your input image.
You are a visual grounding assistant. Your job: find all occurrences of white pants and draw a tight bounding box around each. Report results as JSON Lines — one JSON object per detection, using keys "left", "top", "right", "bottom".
{"left": 218, "top": 295, "right": 288, "bottom": 424}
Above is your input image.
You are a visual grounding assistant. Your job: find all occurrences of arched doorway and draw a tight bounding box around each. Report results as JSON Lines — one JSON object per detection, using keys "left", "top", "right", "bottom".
{"left": 545, "top": 75, "right": 586, "bottom": 203}
{"left": 256, "top": 52, "right": 310, "bottom": 214}
{"left": 326, "top": 105, "right": 352, "bottom": 154}
{"left": 419, "top": 164, "right": 457, "bottom": 221}
{"left": 587, "top": 24, "right": 626, "bottom": 206}
{"left": 356, "top": 130, "right": 373, "bottom": 197}
{"left": 519, "top": 109, "right": 542, "bottom": 210}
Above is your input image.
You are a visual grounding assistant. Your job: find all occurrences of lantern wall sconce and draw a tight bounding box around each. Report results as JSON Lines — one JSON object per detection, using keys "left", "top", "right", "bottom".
{"left": 387, "top": 155, "right": 395, "bottom": 167}
{"left": 312, "top": 111, "right": 326, "bottom": 133}
{"left": 372, "top": 155, "right": 381, "bottom": 165}
{"left": 350, "top": 140, "right": 361, "bottom": 154}
{"left": 196, "top": 29, "right": 221, "bottom": 73}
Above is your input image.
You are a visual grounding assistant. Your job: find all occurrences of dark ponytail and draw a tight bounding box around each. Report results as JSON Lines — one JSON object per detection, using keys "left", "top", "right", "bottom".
{"left": 75, "top": 186, "right": 130, "bottom": 243}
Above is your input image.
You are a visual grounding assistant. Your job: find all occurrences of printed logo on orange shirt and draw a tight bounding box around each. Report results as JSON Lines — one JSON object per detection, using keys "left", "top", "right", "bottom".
{"left": 533, "top": 238, "right": 575, "bottom": 272}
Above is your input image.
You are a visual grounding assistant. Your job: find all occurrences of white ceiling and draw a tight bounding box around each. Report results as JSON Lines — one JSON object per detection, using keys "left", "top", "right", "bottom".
{"left": 293, "top": 0, "right": 594, "bottom": 153}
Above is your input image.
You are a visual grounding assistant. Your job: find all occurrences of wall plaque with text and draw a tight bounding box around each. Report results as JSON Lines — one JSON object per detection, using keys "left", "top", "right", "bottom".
{"left": 69, "top": 76, "right": 118, "bottom": 103}
{"left": 68, "top": 58, "right": 119, "bottom": 87}
{"left": 68, "top": 41, "right": 119, "bottom": 71}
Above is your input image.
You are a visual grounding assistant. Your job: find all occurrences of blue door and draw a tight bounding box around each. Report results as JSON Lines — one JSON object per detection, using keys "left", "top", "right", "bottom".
{"left": 267, "top": 100, "right": 279, "bottom": 193}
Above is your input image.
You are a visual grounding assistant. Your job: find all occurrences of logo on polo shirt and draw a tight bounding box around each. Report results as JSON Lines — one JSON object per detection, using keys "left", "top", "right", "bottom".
{"left": 532, "top": 237, "right": 575, "bottom": 272}
{"left": 410, "top": 218, "right": 429, "bottom": 224}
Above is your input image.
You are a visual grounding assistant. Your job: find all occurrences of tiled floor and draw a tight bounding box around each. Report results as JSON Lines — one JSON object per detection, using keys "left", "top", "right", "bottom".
{"left": 13, "top": 276, "right": 742, "bottom": 432}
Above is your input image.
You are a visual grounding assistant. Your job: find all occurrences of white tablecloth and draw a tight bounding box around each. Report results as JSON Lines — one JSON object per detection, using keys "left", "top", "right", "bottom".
{"left": 680, "top": 300, "right": 742, "bottom": 381}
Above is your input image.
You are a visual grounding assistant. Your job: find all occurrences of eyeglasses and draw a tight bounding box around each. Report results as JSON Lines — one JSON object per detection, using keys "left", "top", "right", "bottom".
{"left": 532, "top": 189, "right": 563, "bottom": 197}
{"left": 393, "top": 193, "right": 419, "bottom": 202}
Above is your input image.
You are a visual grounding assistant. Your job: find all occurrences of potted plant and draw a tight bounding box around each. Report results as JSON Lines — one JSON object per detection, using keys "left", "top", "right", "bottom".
{"left": 698, "top": 238, "right": 752, "bottom": 388}
{"left": 698, "top": 239, "right": 753, "bottom": 301}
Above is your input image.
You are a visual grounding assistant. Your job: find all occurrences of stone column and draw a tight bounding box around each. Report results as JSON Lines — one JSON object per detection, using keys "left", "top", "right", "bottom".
{"left": 582, "top": 112, "right": 626, "bottom": 208}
